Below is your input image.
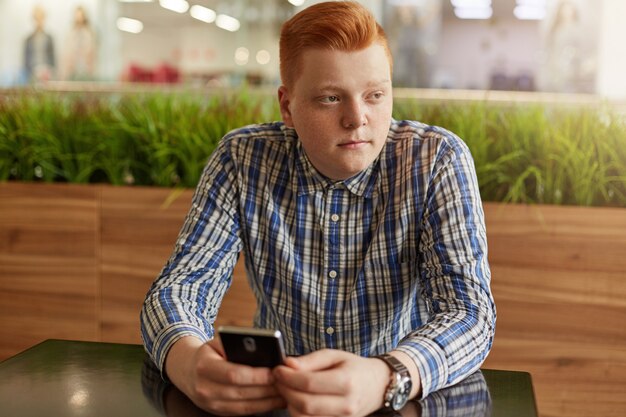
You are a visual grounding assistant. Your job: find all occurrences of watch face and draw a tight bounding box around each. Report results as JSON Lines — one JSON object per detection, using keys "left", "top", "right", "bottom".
{"left": 391, "top": 377, "right": 412, "bottom": 410}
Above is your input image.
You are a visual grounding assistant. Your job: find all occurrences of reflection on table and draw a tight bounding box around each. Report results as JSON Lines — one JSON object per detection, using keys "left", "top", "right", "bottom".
{"left": 0, "top": 340, "right": 537, "bottom": 417}
{"left": 143, "top": 356, "right": 492, "bottom": 417}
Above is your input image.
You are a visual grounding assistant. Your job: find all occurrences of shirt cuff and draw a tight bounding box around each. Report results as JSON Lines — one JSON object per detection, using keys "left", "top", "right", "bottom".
{"left": 151, "top": 323, "right": 212, "bottom": 378}
{"left": 395, "top": 336, "right": 449, "bottom": 399}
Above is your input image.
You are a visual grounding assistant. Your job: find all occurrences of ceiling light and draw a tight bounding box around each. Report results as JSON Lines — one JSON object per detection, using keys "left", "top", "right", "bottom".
{"left": 117, "top": 17, "right": 144, "bottom": 33}
{"left": 235, "top": 47, "right": 249, "bottom": 65}
{"left": 159, "top": 0, "right": 189, "bottom": 14}
{"left": 288, "top": 0, "right": 306, "bottom": 5}
{"left": 514, "top": 5, "right": 546, "bottom": 20}
{"left": 190, "top": 5, "right": 216, "bottom": 23}
{"left": 216, "top": 14, "right": 240, "bottom": 32}
{"left": 389, "top": 0, "right": 429, "bottom": 4}
{"left": 256, "top": 50, "right": 271, "bottom": 65}
{"left": 451, "top": 0, "right": 491, "bottom": 7}
{"left": 516, "top": 0, "right": 546, "bottom": 6}
{"left": 454, "top": 6, "right": 493, "bottom": 19}
{"left": 118, "top": 0, "right": 153, "bottom": 3}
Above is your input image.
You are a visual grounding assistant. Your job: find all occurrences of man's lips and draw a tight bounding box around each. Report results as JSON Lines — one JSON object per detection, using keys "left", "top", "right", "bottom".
{"left": 338, "top": 140, "right": 369, "bottom": 148}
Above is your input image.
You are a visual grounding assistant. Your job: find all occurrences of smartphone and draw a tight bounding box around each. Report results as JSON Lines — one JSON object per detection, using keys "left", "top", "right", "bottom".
{"left": 217, "top": 326, "right": 286, "bottom": 368}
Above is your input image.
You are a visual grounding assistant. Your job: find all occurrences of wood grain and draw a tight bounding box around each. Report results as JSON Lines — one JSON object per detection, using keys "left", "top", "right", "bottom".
{"left": 483, "top": 202, "right": 626, "bottom": 417}
{"left": 0, "top": 183, "right": 99, "bottom": 359}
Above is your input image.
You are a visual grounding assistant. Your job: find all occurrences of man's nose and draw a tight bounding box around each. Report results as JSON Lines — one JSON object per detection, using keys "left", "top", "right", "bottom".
{"left": 341, "top": 100, "right": 367, "bottom": 129}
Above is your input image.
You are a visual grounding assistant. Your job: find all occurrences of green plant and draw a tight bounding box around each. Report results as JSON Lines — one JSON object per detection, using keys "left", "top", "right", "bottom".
{"left": 0, "top": 90, "right": 281, "bottom": 188}
{"left": 1, "top": 90, "right": 624, "bottom": 207}
{"left": 393, "top": 99, "right": 626, "bottom": 207}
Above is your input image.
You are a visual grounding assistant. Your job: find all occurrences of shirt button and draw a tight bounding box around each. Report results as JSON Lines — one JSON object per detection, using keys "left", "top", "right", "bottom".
{"left": 328, "top": 270, "right": 337, "bottom": 279}
{"left": 326, "top": 327, "right": 335, "bottom": 335}
{"left": 330, "top": 214, "right": 340, "bottom": 222}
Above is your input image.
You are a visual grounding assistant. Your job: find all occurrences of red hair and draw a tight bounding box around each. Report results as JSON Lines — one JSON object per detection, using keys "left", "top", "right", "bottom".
{"left": 279, "top": 1, "right": 393, "bottom": 89}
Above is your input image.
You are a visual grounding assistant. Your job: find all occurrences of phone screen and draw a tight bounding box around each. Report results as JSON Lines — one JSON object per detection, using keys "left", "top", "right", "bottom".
{"left": 218, "top": 326, "right": 286, "bottom": 368}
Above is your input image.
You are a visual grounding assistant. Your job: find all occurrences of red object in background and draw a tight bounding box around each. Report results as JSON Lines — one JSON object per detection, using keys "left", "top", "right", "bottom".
{"left": 153, "top": 63, "right": 180, "bottom": 83}
{"left": 127, "top": 64, "right": 153, "bottom": 82}
{"left": 125, "top": 63, "right": 180, "bottom": 83}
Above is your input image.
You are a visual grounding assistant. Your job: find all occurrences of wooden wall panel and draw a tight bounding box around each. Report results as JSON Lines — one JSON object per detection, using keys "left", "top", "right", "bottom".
{"left": 0, "top": 183, "right": 99, "bottom": 359}
{"left": 483, "top": 202, "right": 626, "bottom": 417}
{"left": 484, "top": 203, "right": 626, "bottom": 273}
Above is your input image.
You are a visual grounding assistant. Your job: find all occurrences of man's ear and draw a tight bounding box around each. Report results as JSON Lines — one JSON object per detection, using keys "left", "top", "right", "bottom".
{"left": 278, "top": 86, "right": 294, "bottom": 127}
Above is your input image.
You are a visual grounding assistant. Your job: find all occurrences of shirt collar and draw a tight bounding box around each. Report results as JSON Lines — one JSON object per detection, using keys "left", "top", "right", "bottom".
{"left": 283, "top": 125, "right": 380, "bottom": 198}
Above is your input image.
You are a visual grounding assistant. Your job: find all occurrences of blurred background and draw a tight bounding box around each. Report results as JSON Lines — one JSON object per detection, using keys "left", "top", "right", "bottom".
{"left": 1, "top": 0, "right": 625, "bottom": 99}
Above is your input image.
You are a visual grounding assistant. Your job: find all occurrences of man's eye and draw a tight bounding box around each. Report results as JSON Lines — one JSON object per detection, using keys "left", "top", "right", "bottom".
{"left": 370, "top": 92, "right": 384, "bottom": 100}
{"left": 321, "top": 96, "right": 339, "bottom": 103}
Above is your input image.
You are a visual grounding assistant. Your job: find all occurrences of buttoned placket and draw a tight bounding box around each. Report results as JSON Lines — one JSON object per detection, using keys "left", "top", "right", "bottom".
{"left": 320, "top": 183, "right": 345, "bottom": 346}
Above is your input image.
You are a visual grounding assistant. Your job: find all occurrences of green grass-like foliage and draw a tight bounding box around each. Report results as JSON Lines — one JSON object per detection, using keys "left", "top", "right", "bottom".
{"left": 1, "top": 90, "right": 625, "bottom": 207}
{"left": 394, "top": 100, "right": 626, "bottom": 207}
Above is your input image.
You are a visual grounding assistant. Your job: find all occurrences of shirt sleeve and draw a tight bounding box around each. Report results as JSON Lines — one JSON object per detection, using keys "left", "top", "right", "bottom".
{"left": 395, "top": 131, "right": 496, "bottom": 398}
{"left": 140, "top": 139, "right": 243, "bottom": 372}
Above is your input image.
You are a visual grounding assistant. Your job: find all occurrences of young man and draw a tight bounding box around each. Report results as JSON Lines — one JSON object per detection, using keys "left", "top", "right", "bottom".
{"left": 140, "top": 2, "right": 496, "bottom": 416}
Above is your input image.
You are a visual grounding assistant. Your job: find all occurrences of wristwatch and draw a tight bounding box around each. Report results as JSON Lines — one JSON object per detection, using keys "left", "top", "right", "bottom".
{"left": 375, "top": 353, "right": 413, "bottom": 411}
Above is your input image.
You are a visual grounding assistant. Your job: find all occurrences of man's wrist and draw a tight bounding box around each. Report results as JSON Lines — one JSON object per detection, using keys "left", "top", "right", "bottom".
{"left": 368, "top": 356, "right": 394, "bottom": 410}
{"left": 164, "top": 336, "right": 204, "bottom": 390}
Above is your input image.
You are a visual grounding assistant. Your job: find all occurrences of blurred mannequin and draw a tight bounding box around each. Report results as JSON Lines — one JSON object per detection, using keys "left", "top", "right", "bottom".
{"left": 62, "top": 6, "right": 96, "bottom": 81}
{"left": 24, "top": 5, "right": 55, "bottom": 82}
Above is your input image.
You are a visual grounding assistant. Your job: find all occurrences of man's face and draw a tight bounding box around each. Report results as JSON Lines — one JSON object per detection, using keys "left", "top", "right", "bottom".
{"left": 278, "top": 43, "right": 393, "bottom": 180}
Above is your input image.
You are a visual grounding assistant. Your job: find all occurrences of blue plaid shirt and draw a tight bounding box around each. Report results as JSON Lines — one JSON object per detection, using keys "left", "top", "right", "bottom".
{"left": 140, "top": 119, "right": 496, "bottom": 398}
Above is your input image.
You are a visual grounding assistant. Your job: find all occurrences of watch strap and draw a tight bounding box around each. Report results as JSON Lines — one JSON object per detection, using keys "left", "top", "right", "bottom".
{"left": 376, "top": 353, "right": 408, "bottom": 374}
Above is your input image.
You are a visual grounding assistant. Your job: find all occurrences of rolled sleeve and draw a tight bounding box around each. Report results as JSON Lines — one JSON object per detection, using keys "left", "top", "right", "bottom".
{"left": 150, "top": 323, "right": 210, "bottom": 372}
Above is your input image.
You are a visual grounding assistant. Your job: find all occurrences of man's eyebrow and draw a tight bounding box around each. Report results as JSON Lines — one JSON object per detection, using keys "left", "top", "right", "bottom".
{"left": 316, "top": 79, "right": 391, "bottom": 93}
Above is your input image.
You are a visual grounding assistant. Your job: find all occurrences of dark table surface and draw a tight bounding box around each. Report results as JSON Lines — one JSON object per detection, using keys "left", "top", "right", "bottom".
{"left": 0, "top": 339, "right": 537, "bottom": 417}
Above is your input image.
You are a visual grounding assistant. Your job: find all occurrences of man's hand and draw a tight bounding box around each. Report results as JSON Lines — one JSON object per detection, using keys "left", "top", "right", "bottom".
{"left": 164, "top": 336, "right": 286, "bottom": 416}
{"left": 272, "top": 349, "right": 392, "bottom": 417}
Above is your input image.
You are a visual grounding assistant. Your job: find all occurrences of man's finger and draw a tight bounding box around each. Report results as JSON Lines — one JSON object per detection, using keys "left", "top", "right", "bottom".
{"left": 199, "top": 360, "right": 276, "bottom": 386}
{"left": 274, "top": 365, "right": 351, "bottom": 395}
{"left": 285, "top": 349, "right": 348, "bottom": 372}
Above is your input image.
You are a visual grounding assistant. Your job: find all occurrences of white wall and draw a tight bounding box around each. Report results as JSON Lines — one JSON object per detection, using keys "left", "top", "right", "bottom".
{"left": 435, "top": 18, "right": 541, "bottom": 90}
{"left": 96, "top": 0, "right": 122, "bottom": 81}
{"left": 596, "top": 0, "right": 626, "bottom": 99}
{"left": 120, "top": 28, "right": 181, "bottom": 69}
{"left": 180, "top": 23, "right": 279, "bottom": 77}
